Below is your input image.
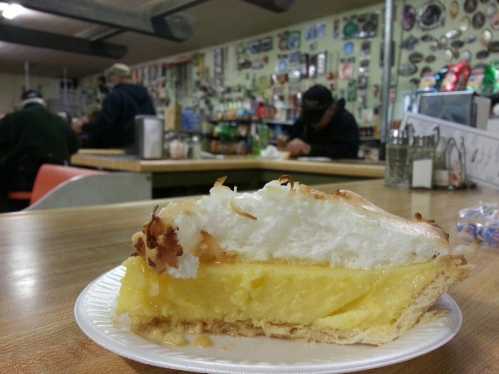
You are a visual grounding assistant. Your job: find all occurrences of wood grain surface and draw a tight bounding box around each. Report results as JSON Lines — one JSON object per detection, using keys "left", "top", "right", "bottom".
{"left": 70, "top": 154, "right": 385, "bottom": 178}
{"left": 1, "top": 180, "right": 498, "bottom": 374}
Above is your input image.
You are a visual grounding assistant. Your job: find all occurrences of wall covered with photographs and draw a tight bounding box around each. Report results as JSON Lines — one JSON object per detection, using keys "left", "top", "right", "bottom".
{"left": 99, "top": 0, "right": 499, "bottom": 136}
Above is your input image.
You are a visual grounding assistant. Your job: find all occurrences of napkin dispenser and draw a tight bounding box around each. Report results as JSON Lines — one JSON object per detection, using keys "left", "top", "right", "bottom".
{"left": 134, "top": 115, "right": 164, "bottom": 160}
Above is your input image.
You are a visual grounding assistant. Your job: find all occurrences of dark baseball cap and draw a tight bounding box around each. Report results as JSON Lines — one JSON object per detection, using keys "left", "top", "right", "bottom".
{"left": 21, "top": 89, "right": 43, "bottom": 101}
{"left": 302, "top": 85, "right": 333, "bottom": 111}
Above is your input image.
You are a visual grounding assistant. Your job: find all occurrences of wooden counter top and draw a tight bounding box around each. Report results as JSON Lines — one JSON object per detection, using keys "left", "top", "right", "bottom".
{"left": 2, "top": 180, "right": 498, "bottom": 373}
{"left": 77, "top": 148, "right": 126, "bottom": 156}
{"left": 71, "top": 153, "right": 385, "bottom": 178}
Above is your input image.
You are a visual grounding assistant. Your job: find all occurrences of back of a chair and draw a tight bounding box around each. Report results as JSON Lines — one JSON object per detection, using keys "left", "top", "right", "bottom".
{"left": 30, "top": 164, "right": 104, "bottom": 204}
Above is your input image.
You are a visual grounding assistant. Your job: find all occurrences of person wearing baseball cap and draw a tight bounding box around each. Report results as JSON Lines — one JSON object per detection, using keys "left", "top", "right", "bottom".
{"left": 287, "top": 84, "right": 359, "bottom": 159}
{"left": 0, "top": 89, "right": 79, "bottom": 211}
{"left": 74, "top": 63, "right": 156, "bottom": 148}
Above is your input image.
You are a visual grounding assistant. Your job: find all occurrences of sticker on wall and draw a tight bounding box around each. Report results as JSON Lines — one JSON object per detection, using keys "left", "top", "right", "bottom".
{"left": 476, "top": 49, "right": 490, "bottom": 59}
{"left": 343, "top": 41, "right": 355, "bottom": 55}
{"left": 418, "top": 1, "right": 446, "bottom": 30}
{"left": 401, "top": 35, "right": 419, "bottom": 50}
{"left": 402, "top": 5, "right": 417, "bottom": 31}
{"left": 449, "top": 0, "right": 460, "bottom": 19}
{"left": 464, "top": 0, "right": 478, "bottom": 13}
{"left": 472, "top": 12, "right": 486, "bottom": 29}
{"left": 399, "top": 63, "right": 418, "bottom": 76}
{"left": 409, "top": 52, "right": 424, "bottom": 64}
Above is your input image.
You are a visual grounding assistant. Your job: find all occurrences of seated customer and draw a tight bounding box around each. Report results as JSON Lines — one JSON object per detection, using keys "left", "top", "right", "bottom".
{"left": 75, "top": 63, "right": 156, "bottom": 148}
{"left": 0, "top": 90, "right": 79, "bottom": 211}
{"left": 287, "top": 85, "right": 359, "bottom": 159}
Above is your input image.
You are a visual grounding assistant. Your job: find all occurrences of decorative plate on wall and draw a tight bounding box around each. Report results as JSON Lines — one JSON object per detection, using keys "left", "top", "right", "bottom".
{"left": 409, "top": 52, "right": 424, "bottom": 64}
{"left": 446, "top": 29, "right": 462, "bottom": 40}
{"left": 425, "top": 55, "right": 437, "bottom": 63}
{"left": 466, "top": 35, "right": 477, "bottom": 43}
{"left": 403, "top": 5, "right": 417, "bottom": 31}
{"left": 421, "top": 34, "right": 436, "bottom": 42}
{"left": 450, "top": 40, "right": 465, "bottom": 49}
{"left": 481, "top": 29, "right": 493, "bottom": 45}
{"left": 399, "top": 63, "right": 418, "bottom": 76}
{"left": 472, "top": 12, "right": 486, "bottom": 29}
{"left": 476, "top": 49, "right": 490, "bottom": 59}
{"left": 401, "top": 35, "right": 419, "bottom": 50}
{"left": 486, "top": 3, "right": 497, "bottom": 17}
{"left": 418, "top": 1, "right": 446, "bottom": 30}
{"left": 449, "top": 0, "right": 460, "bottom": 19}
{"left": 464, "top": 0, "right": 478, "bottom": 13}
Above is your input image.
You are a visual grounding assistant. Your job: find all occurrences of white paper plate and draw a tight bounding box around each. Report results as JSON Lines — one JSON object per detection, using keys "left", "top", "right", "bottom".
{"left": 75, "top": 266, "right": 462, "bottom": 374}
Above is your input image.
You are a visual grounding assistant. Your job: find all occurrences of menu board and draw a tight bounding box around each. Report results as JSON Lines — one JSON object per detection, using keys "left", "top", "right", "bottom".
{"left": 403, "top": 112, "right": 499, "bottom": 189}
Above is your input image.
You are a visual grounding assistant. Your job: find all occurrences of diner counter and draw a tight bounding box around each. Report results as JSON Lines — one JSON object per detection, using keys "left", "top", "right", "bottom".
{"left": 1, "top": 179, "right": 498, "bottom": 373}
{"left": 70, "top": 153, "right": 385, "bottom": 178}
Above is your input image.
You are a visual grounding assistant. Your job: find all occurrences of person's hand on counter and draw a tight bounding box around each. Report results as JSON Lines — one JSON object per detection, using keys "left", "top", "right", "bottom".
{"left": 287, "top": 138, "right": 311, "bottom": 157}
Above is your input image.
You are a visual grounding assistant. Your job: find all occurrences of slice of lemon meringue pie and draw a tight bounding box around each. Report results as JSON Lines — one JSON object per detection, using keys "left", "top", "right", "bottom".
{"left": 116, "top": 178, "right": 469, "bottom": 345}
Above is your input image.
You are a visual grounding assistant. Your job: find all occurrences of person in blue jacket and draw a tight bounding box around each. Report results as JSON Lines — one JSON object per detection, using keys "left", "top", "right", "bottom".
{"left": 287, "top": 85, "right": 359, "bottom": 159}
{"left": 75, "top": 63, "right": 156, "bottom": 148}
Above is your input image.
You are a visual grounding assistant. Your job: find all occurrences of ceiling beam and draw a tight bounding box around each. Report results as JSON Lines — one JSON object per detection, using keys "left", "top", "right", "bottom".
{"left": 241, "top": 0, "right": 295, "bottom": 12}
{"left": 149, "top": 0, "right": 211, "bottom": 18}
{"left": 16, "top": 0, "right": 192, "bottom": 41}
{"left": 0, "top": 23, "right": 128, "bottom": 59}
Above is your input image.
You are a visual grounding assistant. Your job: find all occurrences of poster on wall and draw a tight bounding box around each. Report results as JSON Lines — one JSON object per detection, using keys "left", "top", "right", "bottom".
{"left": 278, "top": 31, "right": 301, "bottom": 51}
{"left": 305, "top": 23, "right": 326, "bottom": 41}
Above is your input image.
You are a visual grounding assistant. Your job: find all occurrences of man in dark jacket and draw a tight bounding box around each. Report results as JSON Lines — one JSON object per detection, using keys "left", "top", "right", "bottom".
{"left": 0, "top": 90, "right": 79, "bottom": 211}
{"left": 76, "top": 63, "right": 156, "bottom": 148}
{"left": 287, "top": 85, "right": 359, "bottom": 159}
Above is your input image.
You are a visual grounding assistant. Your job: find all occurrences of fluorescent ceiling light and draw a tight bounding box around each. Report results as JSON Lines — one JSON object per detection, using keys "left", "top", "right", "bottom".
{"left": 1, "top": 3, "right": 26, "bottom": 20}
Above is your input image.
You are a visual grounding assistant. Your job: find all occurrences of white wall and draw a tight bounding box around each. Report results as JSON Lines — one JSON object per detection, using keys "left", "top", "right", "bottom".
{"left": 0, "top": 73, "right": 60, "bottom": 114}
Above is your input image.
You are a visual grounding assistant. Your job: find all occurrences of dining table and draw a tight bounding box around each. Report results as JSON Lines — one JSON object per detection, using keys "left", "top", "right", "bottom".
{"left": 1, "top": 179, "right": 498, "bottom": 373}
